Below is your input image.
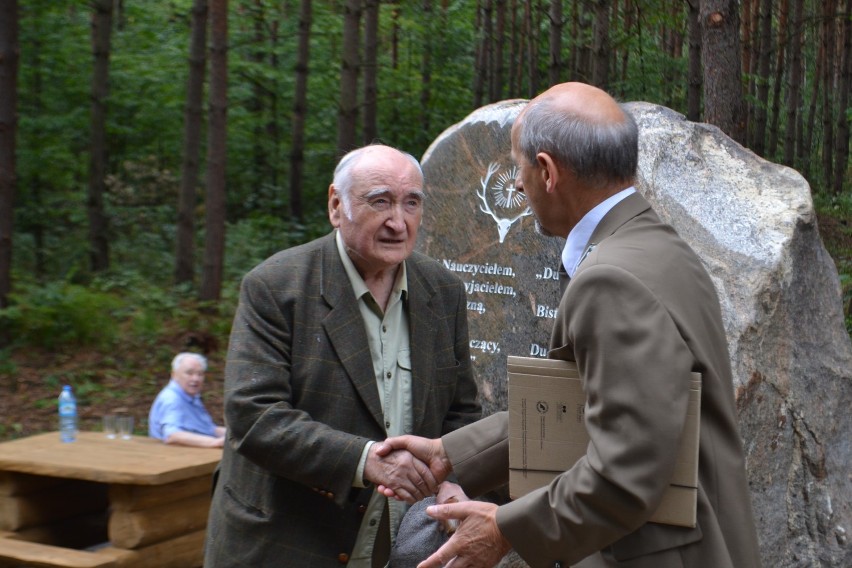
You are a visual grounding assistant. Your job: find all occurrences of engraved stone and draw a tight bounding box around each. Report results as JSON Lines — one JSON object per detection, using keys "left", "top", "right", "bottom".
{"left": 418, "top": 100, "right": 852, "bottom": 568}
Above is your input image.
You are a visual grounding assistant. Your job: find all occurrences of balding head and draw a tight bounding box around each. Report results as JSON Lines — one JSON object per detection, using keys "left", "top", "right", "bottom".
{"left": 514, "top": 82, "right": 638, "bottom": 191}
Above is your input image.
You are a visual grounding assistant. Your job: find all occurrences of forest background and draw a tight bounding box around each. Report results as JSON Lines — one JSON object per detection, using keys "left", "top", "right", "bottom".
{"left": 0, "top": 0, "right": 849, "bottom": 439}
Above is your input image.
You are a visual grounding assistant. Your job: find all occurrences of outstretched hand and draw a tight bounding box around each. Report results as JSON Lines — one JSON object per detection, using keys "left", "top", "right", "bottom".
{"left": 418, "top": 500, "right": 511, "bottom": 568}
{"left": 363, "top": 443, "right": 438, "bottom": 503}
{"left": 374, "top": 435, "right": 452, "bottom": 500}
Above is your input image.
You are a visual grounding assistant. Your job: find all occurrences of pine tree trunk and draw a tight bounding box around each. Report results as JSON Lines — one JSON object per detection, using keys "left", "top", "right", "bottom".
{"left": 783, "top": 0, "right": 803, "bottom": 166}
{"left": 820, "top": 0, "right": 837, "bottom": 190}
{"left": 362, "top": 0, "right": 378, "bottom": 145}
{"left": 87, "top": 0, "right": 113, "bottom": 272}
{"left": 686, "top": 0, "right": 702, "bottom": 121}
{"left": 0, "top": 0, "right": 18, "bottom": 310}
{"left": 832, "top": 0, "right": 851, "bottom": 194}
{"left": 802, "top": 44, "right": 822, "bottom": 178}
{"left": 200, "top": 0, "right": 228, "bottom": 303}
{"left": 700, "top": 0, "right": 746, "bottom": 144}
{"left": 336, "top": 0, "right": 361, "bottom": 155}
{"left": 548, "top": 0, "right": 563, "bottom": 86}
{"left": 175, "top": 0, "right": 208, "bottom": 286}
{"left": 493, "top": 0, "right": 506, "bottom": 101}
{"left": 524, "top": 0, "right": 539, "bottom": 96}
{"left": 767, "top": 0, "right": 788, "bottom": 157}
{"left": 618, "top": 0, "right": 633, "bottom": 98}
{"left": 591, "top": 0, "right": 610, "bottom": 89}
{"left": 752, "top": 0, "right": 773, "bottom": 156}
{"left": 483, "top": 0, "right": 495, "bottom": 101}
{"left": 289, "top": 0, "right": 311, "bottom": 221}
{"left": 473, "top": 1, "right": 486, "bottom": 107}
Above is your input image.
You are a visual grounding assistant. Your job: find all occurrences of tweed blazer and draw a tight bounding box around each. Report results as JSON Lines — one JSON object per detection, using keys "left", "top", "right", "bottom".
{"left": 204, "top": 232, "right": 481, "bottom": 567}
{"left": 443, "top": 193, "right": 761, "bottom": 568}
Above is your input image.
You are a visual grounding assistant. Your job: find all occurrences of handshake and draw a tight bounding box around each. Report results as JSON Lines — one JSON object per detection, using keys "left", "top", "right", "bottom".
{"left": 363, "top": 435, "right": 452, "bottom": 503}
{"left": 364, "top": 434, "right": 512, "bottom": 568}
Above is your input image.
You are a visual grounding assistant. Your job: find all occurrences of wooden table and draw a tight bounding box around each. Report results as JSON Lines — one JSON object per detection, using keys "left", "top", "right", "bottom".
{"left": 0, "top": 432, "right": 222, "bottom": 568}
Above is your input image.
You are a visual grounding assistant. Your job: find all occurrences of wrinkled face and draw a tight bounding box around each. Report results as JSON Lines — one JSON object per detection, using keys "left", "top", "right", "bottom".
{"left": 173, "top": 357, "right": 205, "bottom": 397}
{"left": 329, "top": 150, "right": 424, "bottom": 276}
{"left": 510, "top": 121, "right": 554, "bottom": 237}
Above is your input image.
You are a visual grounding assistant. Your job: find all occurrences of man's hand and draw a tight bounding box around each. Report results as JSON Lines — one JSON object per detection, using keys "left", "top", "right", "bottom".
{"left": 374, "top": 435, "right": 452, "bottom": 500}
{"left": 363, "top": 443, "right": 438, "bottom": 503}
{"left": 418, "top": 500, "right": 511, "bottom": 568}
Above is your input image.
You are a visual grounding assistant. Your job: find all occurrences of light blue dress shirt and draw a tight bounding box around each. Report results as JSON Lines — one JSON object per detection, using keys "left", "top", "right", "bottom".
{"left": 148, "top": 379, "right": 218, "bottom": 439}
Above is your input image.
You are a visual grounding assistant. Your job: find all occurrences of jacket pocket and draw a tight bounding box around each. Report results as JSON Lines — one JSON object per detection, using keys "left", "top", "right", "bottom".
{"left": 609, "top": 521, "right": 703, "bottom": 561}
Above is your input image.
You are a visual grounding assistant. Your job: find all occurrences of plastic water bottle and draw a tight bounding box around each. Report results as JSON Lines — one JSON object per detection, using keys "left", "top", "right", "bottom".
{"left": 58, "top": 385, "right": 77, "bottom": 443}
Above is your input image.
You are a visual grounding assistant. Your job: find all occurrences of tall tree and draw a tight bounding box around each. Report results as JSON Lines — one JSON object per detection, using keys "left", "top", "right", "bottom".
{"left": 87, "top": 0, "right": 113, "bottom": 272}
{"left": 591, "top": 0, "right": 611, "bottom": 89}
{"left": 767, "top": 0, "right": 788, "bottom": 157}
{"left": 820, "top": 0, "right": 837, "bottom": 189}
{"left": 175, "top": 0, "right": 208, "bottom": 285}
{"left": 200, "top": 0, "right": 228, "bottom": 302}
{"left": 492, "top": 0, "right": 506, "bottom": 101}
{"left": 362, "top": 0, "right": 379, "bottom": 144}
{"left": 751, "top": 0, "right": 773, "bottom": 155}
{"left": 833, "top": 0, "right": 852, "bottom": 194}
{"left": 700, "top": 0, "right": 746, "bottom": 144}
{"left": 686, "top": 0, "right": 702, "bottom": 121}
{"left": 337, "top": 0, "right": 361, "bottom": 156}
{"left": 523, "top": 0, "right": 539, "bottom": 96}
{"left": 289, "top": 0, "right": 312, "bottom": 220}
{"left": 419, "top": 0, "right": 433, "bottom": 142}
{"left": 0, "top": 0, "right": 18, "bottom": 309}
{"left": 783, "top": 0, "right": 803, "bottom": 166}
{"left": 548, "top": 0, "right": 563, "bottom": 86}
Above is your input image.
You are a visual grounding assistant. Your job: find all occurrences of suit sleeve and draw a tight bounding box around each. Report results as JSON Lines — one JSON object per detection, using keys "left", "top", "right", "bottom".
{"left": 223, "top": 269, "right": 368, "bottom": 508}
{"left": 496, "top": 264, "right": 696, "bottom": 566}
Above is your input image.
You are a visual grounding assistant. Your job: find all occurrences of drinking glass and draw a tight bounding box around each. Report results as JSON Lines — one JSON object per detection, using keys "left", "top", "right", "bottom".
{"left": 102, "top": 414, "right": 118, "bottom": 439}
{"left": 117, "top": 415, "right": 134, "bottom": 440}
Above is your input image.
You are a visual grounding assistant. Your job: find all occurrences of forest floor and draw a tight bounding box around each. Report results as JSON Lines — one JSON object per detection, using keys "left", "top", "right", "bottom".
{"left": 0, "top": 208, "right": 850, "bottom": 441}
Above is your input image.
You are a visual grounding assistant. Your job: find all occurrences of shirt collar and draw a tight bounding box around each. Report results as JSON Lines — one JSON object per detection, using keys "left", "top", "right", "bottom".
{"left": 335, "top": 230, "right": 408, "bottom": 302}
{"left": 562, "top": 186, "right": 636, "bottom": 277}
{"left": 166, "top": 379, "right": 200, "bottom": 404}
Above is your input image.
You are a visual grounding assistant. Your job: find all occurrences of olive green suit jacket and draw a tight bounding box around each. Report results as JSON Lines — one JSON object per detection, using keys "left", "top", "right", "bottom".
{"left": 205, "top": 232, "right": 481, "bottom": 567}
{"left": 444, "top": 193, "right": 761, "bottom": 568}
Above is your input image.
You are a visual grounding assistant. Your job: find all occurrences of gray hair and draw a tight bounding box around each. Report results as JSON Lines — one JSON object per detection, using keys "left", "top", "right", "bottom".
{"left": 172, "top": 352, "right": 208, "bottom": 372}
{"left": 332, "top": 145, "right": 423, "bottom": 217}
{"left": 517, "top": 98, "right": 638, "bottom": 189}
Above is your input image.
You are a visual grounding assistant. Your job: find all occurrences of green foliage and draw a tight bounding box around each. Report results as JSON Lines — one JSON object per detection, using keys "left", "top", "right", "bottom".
{"left": 0, "top": 282, "right": 123, "bottom": 349}
{"left": 814, "top": 192, "right": 852, "bottom": 335}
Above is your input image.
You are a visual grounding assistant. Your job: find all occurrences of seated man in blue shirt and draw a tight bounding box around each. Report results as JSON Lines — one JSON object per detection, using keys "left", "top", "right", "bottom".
{"left": 148, "top": 352, "right": 226, "bottom": 448}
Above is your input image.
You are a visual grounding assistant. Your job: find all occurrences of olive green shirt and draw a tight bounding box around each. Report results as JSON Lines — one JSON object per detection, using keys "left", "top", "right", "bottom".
{"left": 336, "top": 232, "right": 413, "bottom": 567}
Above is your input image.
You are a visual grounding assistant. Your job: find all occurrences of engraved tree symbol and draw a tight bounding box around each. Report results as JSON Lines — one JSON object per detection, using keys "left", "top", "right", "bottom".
{"left": 476, "top": 162, "right": 532, "bottom": 243}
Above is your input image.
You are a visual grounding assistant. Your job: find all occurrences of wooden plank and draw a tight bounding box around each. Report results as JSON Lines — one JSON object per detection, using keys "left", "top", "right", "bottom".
{"left": 0, "top": 480, "right": 108, "bottom": 531}
{"left": 0, "top": 433, "right": 221, "bottom": 486}
{"left": 0, "top": 537, "right": 116, "bottom": 568}
{"left": 93, "top": 529, "right": 205, "bottom": 568}
{"left": 108, "top": 493, "right": 210, "bottom": 549}
{"left": 109, "top": 475, "right": 212, "bottom": 512}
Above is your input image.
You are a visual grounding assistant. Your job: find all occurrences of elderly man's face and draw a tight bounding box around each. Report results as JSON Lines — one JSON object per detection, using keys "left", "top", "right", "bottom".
{"left": 329, "top": 149, "right": 424, "bottom": 276}
{"left": 173, "top": 357, "right": 206, "bottom": 397}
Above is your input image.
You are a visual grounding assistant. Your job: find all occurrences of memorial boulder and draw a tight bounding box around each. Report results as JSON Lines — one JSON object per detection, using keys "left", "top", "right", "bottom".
{"left": 417, "top": 100, "right": 851, "bottom": 568}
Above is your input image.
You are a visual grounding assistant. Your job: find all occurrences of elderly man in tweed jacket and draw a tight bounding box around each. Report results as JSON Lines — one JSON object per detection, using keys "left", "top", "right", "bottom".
{"left": 204, "top": 145, "right": 480, "bottom": 568}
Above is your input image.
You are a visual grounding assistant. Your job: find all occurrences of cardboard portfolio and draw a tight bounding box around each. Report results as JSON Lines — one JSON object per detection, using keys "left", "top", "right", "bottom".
{"left": 507, "top": 356, "right": 702, "bottom": 528}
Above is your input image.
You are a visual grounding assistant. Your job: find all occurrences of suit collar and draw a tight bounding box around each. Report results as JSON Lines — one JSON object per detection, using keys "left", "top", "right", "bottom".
{"left": 588, "top": 191, "right": 651, "bottom": 245}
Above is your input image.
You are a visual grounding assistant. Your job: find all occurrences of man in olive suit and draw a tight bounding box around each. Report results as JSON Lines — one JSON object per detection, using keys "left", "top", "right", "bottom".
{"left": 204, "top": 145, "right": 480, "bottom": 567}
{"left": 378, "top": 83, "right": 761, "bottom": 568}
